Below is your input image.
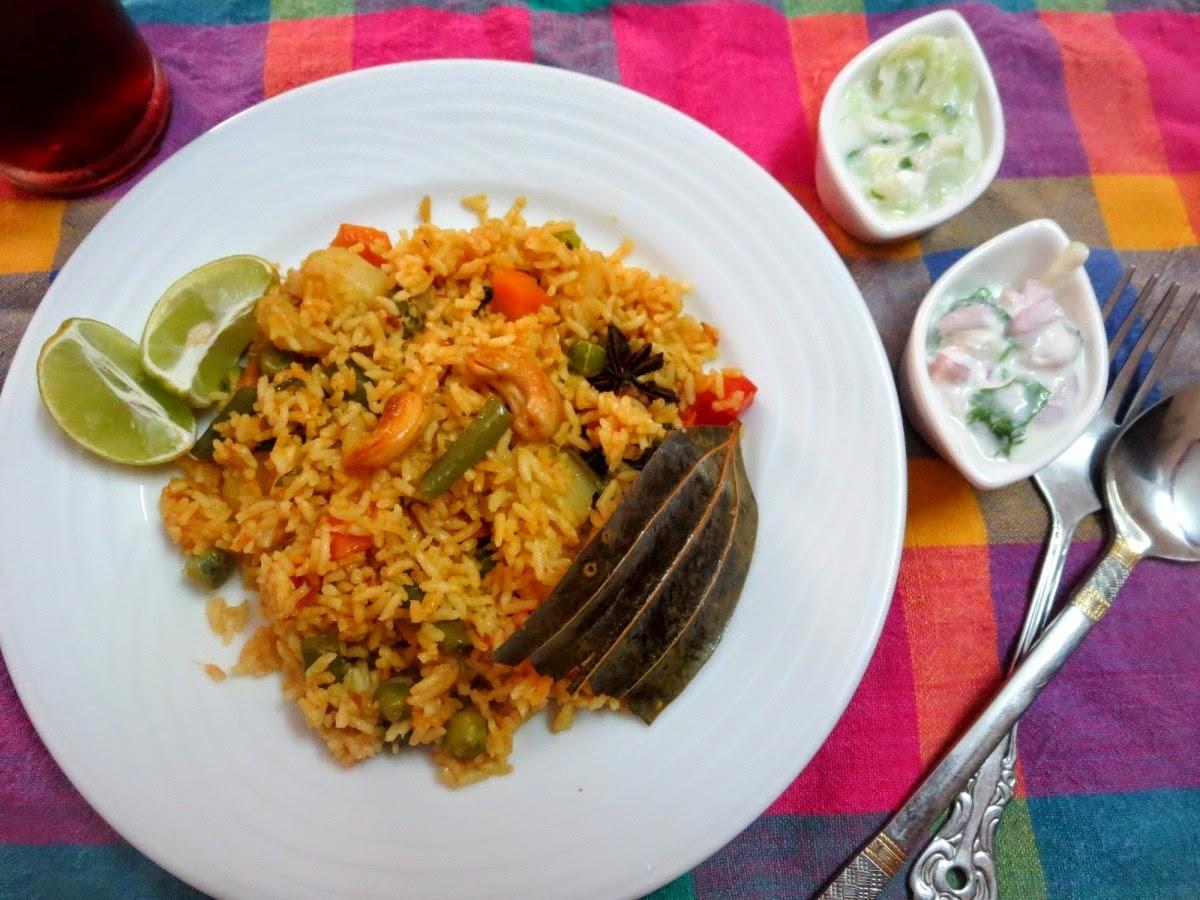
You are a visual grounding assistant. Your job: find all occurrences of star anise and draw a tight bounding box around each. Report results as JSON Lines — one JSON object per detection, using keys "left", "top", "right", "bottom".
{"left": 586, "top": 325, "right": 679, "bottom": 404}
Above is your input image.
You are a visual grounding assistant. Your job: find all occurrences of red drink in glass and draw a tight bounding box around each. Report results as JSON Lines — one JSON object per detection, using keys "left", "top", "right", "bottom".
{"left": 0, "top": 0, "right": 171, "bottom": 196}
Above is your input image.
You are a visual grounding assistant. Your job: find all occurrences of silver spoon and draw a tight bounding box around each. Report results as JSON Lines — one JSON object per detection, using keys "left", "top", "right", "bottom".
{"left": 818, "top": 382, "right": 1200, "bottom": 899}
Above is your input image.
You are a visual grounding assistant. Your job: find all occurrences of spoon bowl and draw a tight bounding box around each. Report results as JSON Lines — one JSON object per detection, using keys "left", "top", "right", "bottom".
{"left": 1106, "top": 382, "right": 1200, "bottom": 562}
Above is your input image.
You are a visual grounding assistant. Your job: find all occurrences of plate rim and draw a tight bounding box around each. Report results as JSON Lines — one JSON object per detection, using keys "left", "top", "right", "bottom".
{"left": 0, "top": 58, "right": 907, "bottom": 899}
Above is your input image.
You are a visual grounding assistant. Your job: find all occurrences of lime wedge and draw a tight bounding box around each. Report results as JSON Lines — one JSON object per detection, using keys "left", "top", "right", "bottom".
{"left": 140, "top": 255, "right": 278, "bottom": 406}
{"left": 37, "top": 318, "right": 196, "bottom": 465}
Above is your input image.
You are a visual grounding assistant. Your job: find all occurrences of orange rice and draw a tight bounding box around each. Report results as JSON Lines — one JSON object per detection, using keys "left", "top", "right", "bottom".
{"left": 161, "top": 197, "right": 725, "bottom": 786}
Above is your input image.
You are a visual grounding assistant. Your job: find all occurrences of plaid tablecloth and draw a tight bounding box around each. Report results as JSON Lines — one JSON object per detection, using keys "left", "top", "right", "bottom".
{"left": 2, "top": 0, "right": 1199, "bottom": 897}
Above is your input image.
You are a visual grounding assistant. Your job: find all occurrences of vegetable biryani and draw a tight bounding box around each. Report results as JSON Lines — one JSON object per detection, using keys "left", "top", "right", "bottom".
{"left": 156, "top": 197, "right": 757, "bottom": 785}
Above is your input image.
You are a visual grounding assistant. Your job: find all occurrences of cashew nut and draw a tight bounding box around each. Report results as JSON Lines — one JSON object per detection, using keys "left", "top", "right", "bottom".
{"left": 465, "top": 349, "right": 563, "bottom": 442}
{"left": 343, "top": 391, "right": 427, "bottom": 473}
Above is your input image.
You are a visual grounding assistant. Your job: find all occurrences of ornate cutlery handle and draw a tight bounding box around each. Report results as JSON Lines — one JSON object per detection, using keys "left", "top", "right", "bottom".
{"left": 816, "top": 538, "right": 1141, "bottom": 900}
{"left": 909, "top": 509, "right": 1083, "bottom": 900}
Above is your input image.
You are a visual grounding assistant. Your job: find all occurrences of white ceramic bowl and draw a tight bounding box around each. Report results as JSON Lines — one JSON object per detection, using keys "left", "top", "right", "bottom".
{"left": 815, "top": 10, "right": 1005, "bottom": 243}
{"left": 901, "top": 219, "right": 1108, "bottom": 490}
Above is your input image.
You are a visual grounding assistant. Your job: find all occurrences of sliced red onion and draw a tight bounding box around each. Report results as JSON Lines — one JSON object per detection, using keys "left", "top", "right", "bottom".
{"left": 929, "top": 349, "right": 973, "bottom": 383}
{"left": 1022, "top": 279, "right": 1055, "bottom": 308}
{"left": 999, "top": 285, "right": 1027, "bottom": 317}
{"left": 938, "top": 303, "right": 999, "bottom": 336}
{"left": 1010, "top": 296, "right": 1065, "bottom": 335}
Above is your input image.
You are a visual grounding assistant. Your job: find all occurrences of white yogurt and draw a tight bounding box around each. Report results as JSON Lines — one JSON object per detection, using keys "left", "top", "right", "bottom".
{"left": 926, "top": 242, "right": 1090, "bottom": 459}
{"left": 837, "top": 34, "right": 984, "bottom": 218}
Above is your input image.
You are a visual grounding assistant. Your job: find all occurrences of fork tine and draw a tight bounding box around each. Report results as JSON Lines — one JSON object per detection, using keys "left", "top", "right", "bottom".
{"left": 1124, "top": 289, "right": 1200, "bottom": 419}
{"left": 1108, "top": 272, "right": 1160, "bottom": 357}
{"left": 1101, "top": 264, "right": 1136, "bottom": 320}
{"left": 1101, "top": 281, "right": 1181, "bottom": 423}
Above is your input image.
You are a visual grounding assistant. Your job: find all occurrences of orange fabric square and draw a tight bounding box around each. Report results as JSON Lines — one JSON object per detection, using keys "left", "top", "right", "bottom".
{"left": 263, "top": 16, "right": 353, "bottom": 99}
{"left": 899, "top": 545, "right": 1001, "bottom": 766}
{"left": 905, "top": 457, "right": 987, "bottom": 549}
{"left": 1172, "top": 172, "right": 1200, "bottom": 246}
{"left": 787, "top": 14, "right": 869, "bottom": 147}
{"left": 0, "top": 200, "right": 64, "bottom": 275}
{"left": 1094, "top": 173, "right": 1197, "bottom": 249}
{"left": 1041, "top": 12, "right": 1167, "bottom": 174}
{"left": 786, "top": 18, "right": 922, "bottom": 259}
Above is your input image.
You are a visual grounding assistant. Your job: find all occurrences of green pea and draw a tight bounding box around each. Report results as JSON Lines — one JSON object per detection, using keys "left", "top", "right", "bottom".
{"left": 260, "top": 348, "right": 297, "bottom": 376}
{"left": 442, "top": 708, "right": 488, "bottom": 759}
{"left": 375, "top": 677, "right": 413, "bottom": 723}
{"left": 437, "top": 619, "right": 470, "bottom": 654}
{"left": 300, "top": 633, "right": 348, "bottom": 681}
{"left": 566, "top": 340, "right": 606, "bottom": 378}
{"left": 184, "top": 549, "right": 235, "bottom": 590}
{"left": 554, "top": 228, "right": 582, "bottom": 249}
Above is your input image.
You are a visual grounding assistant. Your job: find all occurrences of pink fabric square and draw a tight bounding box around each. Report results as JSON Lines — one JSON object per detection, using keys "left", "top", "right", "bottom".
{"left": 353, "top": 6, "right": 533, "bottom": 67}
{"left": 1115, "top": 11, "right": 1200, "bottom": 173}
{"left": 767, "top": 591, "right": 921, "bottom": 815}
{"left": 613, "top": 2, "right": 812, "bottom": 186}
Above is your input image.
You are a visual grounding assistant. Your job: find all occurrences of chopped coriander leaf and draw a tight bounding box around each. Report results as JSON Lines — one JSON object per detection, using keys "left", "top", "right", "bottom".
{"left": 967, "top": 377, "right": 1050, "bottom": 457}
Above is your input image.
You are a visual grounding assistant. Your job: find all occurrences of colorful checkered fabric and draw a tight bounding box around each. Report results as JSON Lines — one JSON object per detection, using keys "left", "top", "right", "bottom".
{"left": 2, "top": 1, "right": 1199, "bottom": 897}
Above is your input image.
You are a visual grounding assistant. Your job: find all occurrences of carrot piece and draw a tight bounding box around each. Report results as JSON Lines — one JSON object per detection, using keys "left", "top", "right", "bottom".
{"left": 236, "top": 355, "right": 260, "bottom": 389}
{"left": 682, "top": 374, "right": 758, "bottom": 427}
{"left": 330, "top": 531, "right": 373, "bottom": 561}
{"left": 331, "top": 223, "right": 391, "bottom": 267}
{"left": 489, "top": 268, "right": 553, "bottom": 320}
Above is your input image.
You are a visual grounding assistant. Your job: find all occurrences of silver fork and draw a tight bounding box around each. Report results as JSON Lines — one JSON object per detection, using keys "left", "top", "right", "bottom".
{"left": 906, "top": 271, "right": 1199, "bottom": 900}
{"left": 817, "top": 269, "right": 1200, "bottom": 900}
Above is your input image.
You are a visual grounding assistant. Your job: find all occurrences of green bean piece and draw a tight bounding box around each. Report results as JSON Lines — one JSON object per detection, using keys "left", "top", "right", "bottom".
{"left": 415, "top": 397, "right": 513, "bottom": 501}
{"left": 300, "top": 634, "right": 348, "bottom": 682}
{"left": 437, "top": 619, "right": 471, "bottom": 654}
{"left": 554, "top": 228, "right": 582, "bottom": 249}
{"left": 403, "top": 583, "right": 426, "bottom": 604}
{"left": 260, "top": 347, "right": 297, "bottom": 376}
{"left": 191, "top": 387, "right": 258, "bottom": 461}
{"left": 566, "top": 340, "right": 606, "bottom": 378}
{"left": 184, "top": 549, "right": 235, "bottom": 590}
{"left": 375, "top": 677, "right": 414, "bottom": 723}
{"left": 442, "top": 708, "right": 488, "bottom": 759}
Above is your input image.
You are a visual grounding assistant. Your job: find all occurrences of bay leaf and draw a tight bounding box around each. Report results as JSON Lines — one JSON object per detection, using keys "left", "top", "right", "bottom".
{"left": 492, "top": 425, "right": 758, "bottom": 723}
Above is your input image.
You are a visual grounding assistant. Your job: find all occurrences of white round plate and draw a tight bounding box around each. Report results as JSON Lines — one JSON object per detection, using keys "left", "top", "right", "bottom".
{"left": 0, "top": 61, "right": 905, "bottom": 899}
